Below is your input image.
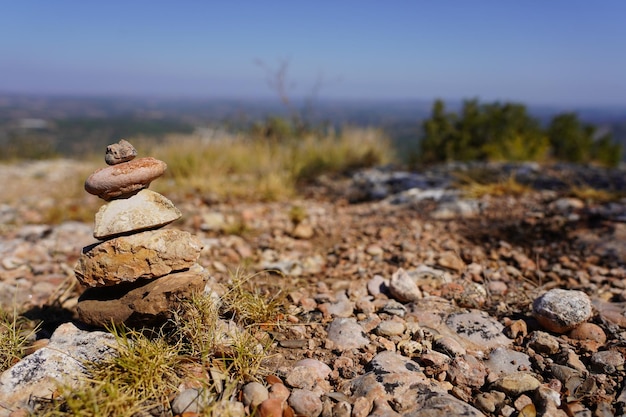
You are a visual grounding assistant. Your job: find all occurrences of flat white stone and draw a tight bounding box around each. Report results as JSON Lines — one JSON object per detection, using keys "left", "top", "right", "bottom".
{"left": 94, "top": 189, "right": 181, "bottom": 239}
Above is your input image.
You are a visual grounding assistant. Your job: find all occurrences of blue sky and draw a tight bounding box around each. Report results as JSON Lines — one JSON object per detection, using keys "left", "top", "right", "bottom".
{"left": 1, "top": 1, "right": 625, "bottom": 106}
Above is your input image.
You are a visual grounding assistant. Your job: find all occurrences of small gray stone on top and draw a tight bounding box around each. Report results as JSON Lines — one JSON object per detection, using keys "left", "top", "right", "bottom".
{"left": 105, "top": 139, "right": 137, "bottom": 165}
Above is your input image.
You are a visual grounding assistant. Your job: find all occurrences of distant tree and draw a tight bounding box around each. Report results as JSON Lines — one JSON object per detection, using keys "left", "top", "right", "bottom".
{"left": 547, "top": 113, "right": 594, "bottom": 163}
{"left": 591, "top": 131, "right": 622, "bottom": 167}
{"left": 419, "top": 99, "right": 456, "bottom": 163}
{"left": 480, "top": 102, "right": 549, "bottom": 161}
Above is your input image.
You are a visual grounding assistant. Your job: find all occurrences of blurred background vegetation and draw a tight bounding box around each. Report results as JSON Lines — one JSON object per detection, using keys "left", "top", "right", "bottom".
{"left": 1, "top": 93, "right": 623, "bottom": 169}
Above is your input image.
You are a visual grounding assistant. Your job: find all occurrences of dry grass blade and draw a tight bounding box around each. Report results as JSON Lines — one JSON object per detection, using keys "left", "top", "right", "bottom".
{"left": 0, "top": 308, "right": 38, "bottom": 372}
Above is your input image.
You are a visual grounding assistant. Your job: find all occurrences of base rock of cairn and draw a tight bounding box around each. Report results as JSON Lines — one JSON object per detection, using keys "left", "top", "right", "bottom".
{"left": 74, "top": 139, "right": 207, "bottom": 327}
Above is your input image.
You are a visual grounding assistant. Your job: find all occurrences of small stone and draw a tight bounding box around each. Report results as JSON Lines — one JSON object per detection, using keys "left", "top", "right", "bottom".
{"left": 491, "top": 372, "right": 541, "bottom": 396}
{"left": 242, "top": 381, "right": 269, "bottom": 409}
{"left": 375, "top": 320, "right": 406, "bottom": 337}
{"left": 292, "top": 223, "right": 314, "bottom": 239}
{"left": 85, "top": 157, "right": 167, "bottom": 200}
{"left": 324, "top": 299, "right": 354, "bottom": 318}
{"left": 258, "top": 398, "right": 283, "bottom": 417}
{"left": 433, "top": 336, "right": 466, "bottom": 357}
{"left": 365, "top": 244, "right": 383, "bottom": 257}
{"left": 447, "top": 354, "right": 487, "bottom": 388}
{"left": 590, "top": 350, "right": 624, "bottom": 374}
{"left": 527, "top": 331, "right": 560, "bottom": 354}
{"left": 288, "top": 389, "right": 323, "bottom": 417}
{"left": 379, "top": 300, "right": 406, "bottom": 317}
{"left": 437, "top": 251, "right": 465, "bottom": 272}
{"left": 77, "top": 268, "right": 208, "bottom": 327}
{"left": 269, "top": 382, "right": 290, "bottom": 403}
{"left": 388, "top": 268, "right": 422, "bottom": 302}
{"left": 211, "top": 400, "right": 245, "bottom": 417}
{"left": 285, "top": 366, "right": 320, "bottom": 390}
{"left": 484, "top": 347, "right": 532, "bottom": 379}
{"left": 326, "top": 318, "right": 370, "bottom": 351}
{"left": 532, "top": 289, "right": 592, "bottom": 333}
{"left": 475, "top": 391, "right": 506, "bottom": 413}
{"left": 93, "top": 189, "right": 182, "bottom": 239}
{"left": 505, "top": 319, "right": 528, "bottom": 339}
{"left": 293, "top": 359, "right": 332, "bottom": 380}
{"left": 568, "top": 323, "right": 606, "bottom": 344}
{"left": 171, "top": 388, "right": 212, "bottom": 415}
{"left": 446, "top": 310, "right": 513, "bottom": 351}
{"left": 74, "top": 229, "right": 202, "bottom": 287}
{"left": 367, "top": 275, "right": 387, "bottom": 296}
{"left": 105, "top": 139, "right": 137, "bottom": 165}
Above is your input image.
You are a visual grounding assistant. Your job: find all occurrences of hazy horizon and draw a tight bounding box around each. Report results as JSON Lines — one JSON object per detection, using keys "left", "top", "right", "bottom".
{"left": 2, "top": 1, "right": 626, "bottom": 107}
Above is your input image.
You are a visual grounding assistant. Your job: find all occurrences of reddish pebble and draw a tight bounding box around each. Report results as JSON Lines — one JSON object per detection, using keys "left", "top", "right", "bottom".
{"left": 568, "top": 322, "right": 607, "bottom": 344}
{"left": 85, "top": 157, "right": 167, "bottom": 200}
{"left": 258, "top": 398, "right": 284, "bottom": 417}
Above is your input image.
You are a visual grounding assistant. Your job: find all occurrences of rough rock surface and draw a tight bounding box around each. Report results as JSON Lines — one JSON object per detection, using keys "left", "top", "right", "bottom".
{"left": 76, "top": 266, "right": 209, "bottom": 327}
{"left": 0, "top": 323, "right": 115, "bottom": 415}
{"left": 74, "top": 229, "right": 202, "bottom": 287}
{"left": 104, "top": 139, "right": 137, "bottom": 165}
{"left": 532, "top": 289, "right": 593, "bottom": 333}
{"left": 93, "top": 189, "right": 182, "bottom": 239}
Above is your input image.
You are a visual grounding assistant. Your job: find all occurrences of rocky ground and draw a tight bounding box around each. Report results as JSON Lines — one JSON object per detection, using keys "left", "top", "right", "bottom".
{"left": 0, "top": 160, "right": 625, "bottom": 416}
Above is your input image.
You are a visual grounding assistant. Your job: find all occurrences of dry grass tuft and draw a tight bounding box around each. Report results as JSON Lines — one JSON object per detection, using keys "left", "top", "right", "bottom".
{"left": 0, "top": 308, "right": 38, "bottom": 372}
{"left": 143, "top": 127, "right": 393, "bottom": 201}
{"left": 455, "top": 173, "right": 532, "bottom": 198}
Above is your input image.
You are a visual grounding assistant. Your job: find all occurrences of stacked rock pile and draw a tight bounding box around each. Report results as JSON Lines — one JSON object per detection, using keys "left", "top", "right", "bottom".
{"left": 74, "top": 139, "right": 207, "bottom": 327}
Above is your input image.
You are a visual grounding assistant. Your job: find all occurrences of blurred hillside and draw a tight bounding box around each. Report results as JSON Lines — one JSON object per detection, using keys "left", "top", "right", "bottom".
{"left": 0, "top": 93, "right": 625, "bottom": 163}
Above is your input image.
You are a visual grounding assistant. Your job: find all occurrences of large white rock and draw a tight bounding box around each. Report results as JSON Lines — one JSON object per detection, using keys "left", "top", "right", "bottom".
{"left": 93, "top": 189, "right": 181, "bottom": 240}
{"left": 0, "top": 322, "right": 116, "bottom": 414}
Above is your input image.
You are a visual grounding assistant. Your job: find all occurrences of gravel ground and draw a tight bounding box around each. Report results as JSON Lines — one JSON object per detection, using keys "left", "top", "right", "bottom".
{"left": 1, "top": 160, "right": 625, "bottom": 416}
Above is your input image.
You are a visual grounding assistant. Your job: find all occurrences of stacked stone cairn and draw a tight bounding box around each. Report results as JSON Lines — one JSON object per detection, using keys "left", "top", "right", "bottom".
{"left": 74, "top": 139, "right": 207, "bottom": 327}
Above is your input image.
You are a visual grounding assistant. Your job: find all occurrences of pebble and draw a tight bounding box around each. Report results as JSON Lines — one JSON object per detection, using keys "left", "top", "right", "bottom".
{"left": 104, "top": 139, "right": 137, "bottom": 165}
{"left": 491, "top": 372, "right": 541, "bottom": 396}
{"left": 85, "top": 156, "right": 167, "bottom": 200}
{"left": 590, "top": 350, "right": 624, "bottom": 374}
{"left": 326, "top": 318, "right": 370, "bottom": 351}
{"left": 446, "top": 310, "right": 513, "bottom": 352}
{"left": 484, "top": 347, "right": 532, "bottom": 379}
{"left": 268, "top": 382, "right": 290, "bottom": 403}
{"left": 532, "top": 289, "right": 592, "bottom": 333}
{"left": 475, "top": 391, "right": 506, "bottom": 414}
{"left": 258, "top": 398, "right": 283, "bottom": 417}
{"left": 293, "top": 359, "right": 332, "bottom": 380}
{"left": 242, "top": 381, "right": 269, "bottom": 409}
{"left": 288, "top": 389, "right": 323, "bottom": 417}
{"left": 367, "top": 275, "right": 387, "bottom": 296}
{"left": 388, "top": 268, "right": 422, "bottom": 302}
{"left": 447, "top": 354, "right": 487, "bottom": 388}
{"left": 433, "top": 336, "right": 466, "bottom": 357}
{"left": 171, "top": 388, "right": 212, "bottom": 415}
{"left": 375, "top": 320, "right": 406, "bottom": 337}
{"left": 568, "top": 323, "right": 607, "bottom": 344}
{"left": 527, "top": 331, "right": 560, "bottom": 354}
{"left": 437, "top": 250, "right": 465, "bottom": 272}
